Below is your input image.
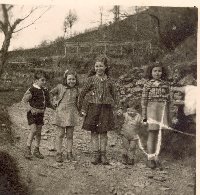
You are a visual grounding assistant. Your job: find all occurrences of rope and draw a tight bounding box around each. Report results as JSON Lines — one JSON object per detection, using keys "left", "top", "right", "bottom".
{"left": 137, "top": 105, "right": 195, "bottom": 160}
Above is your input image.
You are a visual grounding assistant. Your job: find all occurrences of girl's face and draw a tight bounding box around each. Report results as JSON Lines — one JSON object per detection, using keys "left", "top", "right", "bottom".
{"left": 66, "top": 74, "right": 76, "bottom": 87}
{"left": 95, "top": 61, "right": 106, "bottom": 76}
{"left": 35, "top": 77, "right": 46, "bottom": 88}
{"left": 152, "top": 67, "right": 162, "bottom": 80}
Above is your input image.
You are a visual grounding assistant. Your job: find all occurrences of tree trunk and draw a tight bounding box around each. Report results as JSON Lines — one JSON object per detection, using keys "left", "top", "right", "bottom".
{"left": 0, "top": 32, "right": 12, "bottom": 78}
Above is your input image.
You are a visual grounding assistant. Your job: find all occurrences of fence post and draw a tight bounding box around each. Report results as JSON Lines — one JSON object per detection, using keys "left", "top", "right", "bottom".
{"left": 120, "top": 45, "right": 123, "bottom": 55}
{"left": 76, "top": 45, "right": 79, "bottom": 54}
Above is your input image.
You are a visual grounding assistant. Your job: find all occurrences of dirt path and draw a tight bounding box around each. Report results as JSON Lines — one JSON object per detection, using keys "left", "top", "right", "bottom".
{"left": 7, "top": 102, "right": 195, "bottom": 195}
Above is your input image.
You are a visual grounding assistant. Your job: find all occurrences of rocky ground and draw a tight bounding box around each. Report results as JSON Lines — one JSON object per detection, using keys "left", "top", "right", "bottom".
{"left": 3, "top": 102, "right": 195, "bottom": 195}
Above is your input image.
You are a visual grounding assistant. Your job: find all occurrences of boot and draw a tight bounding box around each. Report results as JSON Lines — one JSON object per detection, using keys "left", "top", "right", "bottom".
{"left": 66, "top": 152, "right": 75, "bottom": 161}
{"left": 146, "top": 160, "right": 156, "bottom": 169}
{"left": 127, "top": 157, "right": 135, "bottom": 165}
{"left": 101, "top": 151, "right": 109, "bottom": 165}
{"left": 33, "top": 147, "right": 44, "bottom": 159}
{"left": 56, "top": 153, "right": 63, "bottom": 163}
{"left": 91, "top": 151, "right": 101, "bottom": 165}
{"left": 122, "top": 154, "right": 128, "bottom": 165}
{"left": 24, "top": 146, "right": 32, "bottom": 160}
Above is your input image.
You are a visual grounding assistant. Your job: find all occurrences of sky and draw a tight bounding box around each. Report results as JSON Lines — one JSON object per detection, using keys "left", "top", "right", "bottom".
{"left": 0, "top": 4, "right": 135, "bottom": 50}
{"left": 0, "top": 0, "right": 198, "bottom": 51}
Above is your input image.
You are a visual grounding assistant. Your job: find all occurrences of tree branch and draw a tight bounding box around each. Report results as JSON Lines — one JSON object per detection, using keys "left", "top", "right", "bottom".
{"left": 13, "top": 6, "right": 51, "bottom": 33}
{"left": 7, "top": 5, "right": 14, "bottom": 11}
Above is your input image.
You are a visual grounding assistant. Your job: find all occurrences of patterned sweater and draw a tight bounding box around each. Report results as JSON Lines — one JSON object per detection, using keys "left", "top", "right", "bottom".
{"left": 78, "top": 75, "right": 117, "bottom": 110}
{"left": 141, "top": 79, "right": 170, "bottom": 118}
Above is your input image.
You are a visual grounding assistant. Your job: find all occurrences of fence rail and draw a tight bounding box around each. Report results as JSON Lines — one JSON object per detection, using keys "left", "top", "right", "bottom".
{"left": 64, "top": 40, "right": 155, "bottom": 55}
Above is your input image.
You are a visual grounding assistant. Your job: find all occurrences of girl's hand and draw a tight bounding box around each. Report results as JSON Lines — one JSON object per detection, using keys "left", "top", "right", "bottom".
{"left": 142, "top": 118, "right": 148, "bottom": 126}
{"left": 79, "top": 110, "right": 86, "bottom": 117}
{"left": 117, "top": 109, "right": 123, "bottom": 116}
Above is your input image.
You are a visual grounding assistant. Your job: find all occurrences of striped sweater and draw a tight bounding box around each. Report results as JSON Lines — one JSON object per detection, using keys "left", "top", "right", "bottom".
{"left": 78, "top": 75, "right": 117, "bottom": 110}
{"left": 141, "top": 79, "right": 170, "bottom": 118}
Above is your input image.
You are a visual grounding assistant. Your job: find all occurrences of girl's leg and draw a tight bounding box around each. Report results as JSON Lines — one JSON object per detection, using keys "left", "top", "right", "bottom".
{"left": 33, "top": 125, "right": 44, "bottom": 159}
{"left": 56, "top": 126, "right": 65, "bottom": 154}
{"left": 66, "top": 127, "right": 74, "bottom": 160}
{"left": 127, "top": 140, "right": 137, "bottom": 165}
{"left": 146, "top": 130, "right": 158, "bottom": 169}
{"left": 121, "top": 136, "right": 129, "bottom": 164}
{"left": 91, "top": 131, "right": 99, "bottom": 152}
{"left": 66, "top": 127, "right": 74, "bottom": 153}
{"left": 100, "top": 132, "right": 109, "bottom": 165}
{"left": 91, "top": 131, "right": 100, "bottom": 165}
{"left": 147, "top": 131, "right": 158, "bottom": 154}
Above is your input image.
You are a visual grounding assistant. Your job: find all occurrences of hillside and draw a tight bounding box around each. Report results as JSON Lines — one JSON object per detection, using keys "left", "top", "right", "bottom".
{"left": 8, "top": 7, "right": 197, "bottom": 61}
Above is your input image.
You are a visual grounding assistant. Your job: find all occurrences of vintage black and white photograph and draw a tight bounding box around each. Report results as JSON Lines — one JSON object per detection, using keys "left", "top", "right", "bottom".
{"left": 0, "top": 1, "right": 197, "bottom": 195}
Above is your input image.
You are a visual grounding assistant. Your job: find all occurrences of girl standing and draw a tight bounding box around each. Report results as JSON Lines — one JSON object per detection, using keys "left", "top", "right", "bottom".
{"left": 78, "top": 55, "right": 117, "bottom": 165}
{"left": 50, "top": 70, "right": 79, "bottom": 163}
{"left": 141, "top": 62, "right": 170, "bottom": 169}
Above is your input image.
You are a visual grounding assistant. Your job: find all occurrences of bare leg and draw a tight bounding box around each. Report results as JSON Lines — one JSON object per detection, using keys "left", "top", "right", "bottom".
{"left": 121, "top": 136, "right": 129, "bottom": 155}
{"left": 26, "top": 124, "right": 37, "bottom": 147}
{"left": 91, "top": 131, "right": 101, "bottom": 165}
{"left": 35, "top": 125, "right": 42, "bottom": 148}
{"left": 128, "top": 140, "right": 137, "bottom": 160}
{"left": 100, "top": 132, "right": 108, "bottom": 152}
{"left": 56, "top": 126, "right": 65, "bottom": 154}
{"left": 66, "top": 127, "right": 74, "bottom": 153}
{"left": 91, "top": 131, "right": 99, "bottom": 152}
{"left": 100, "top": 132, "right": 109, "bottom": 165}
{"left": 147, "top": 131, "right": 158, "bottom": 154}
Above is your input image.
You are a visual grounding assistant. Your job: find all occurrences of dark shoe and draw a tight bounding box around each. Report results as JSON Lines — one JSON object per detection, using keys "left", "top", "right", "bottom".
{"left": 122, "top": 154, "right": 128, "bottom": 165}
{"left": 66, "top": 152, "right": 75, "bottom": 161}
{"left": 156, "top": 160, "right": 163, "bottom": 170}
{"left": 101, "top": 151, "right": 109, "bottom": 165}
{"left": 146, "top": 160, "right": 156, "bottom": 169}
{"left": 24, "top": 146, "right": 32, "bottom": 160}
{"left": 91, "top": 151, "right": 101, "bottom": 165}
{"left": 56, "top": 153, "right": 63, "bottom": 163}
{"left": 33, "top": 147, "right": 44, "bottom": 159}
{"left": 127, "top": 157, "right": 135, "bottom": 165}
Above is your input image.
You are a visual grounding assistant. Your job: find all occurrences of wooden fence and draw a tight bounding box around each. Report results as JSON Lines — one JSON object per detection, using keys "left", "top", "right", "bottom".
{"left": 64, "top": 41, "right": 155, "bottom": 56}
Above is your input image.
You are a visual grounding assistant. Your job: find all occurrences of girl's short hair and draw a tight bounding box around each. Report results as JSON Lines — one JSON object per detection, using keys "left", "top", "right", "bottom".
{"left": 34, "top": 70, "right": 48, "bottom": 80}
{"left": 144, "top": 62, "right": 168, "bottom": 80}
{"left": 63, "top": 69, "right": 79, "bottom": 87}
{"left": 88, "top": 55, "right": 110, "bottom": 77}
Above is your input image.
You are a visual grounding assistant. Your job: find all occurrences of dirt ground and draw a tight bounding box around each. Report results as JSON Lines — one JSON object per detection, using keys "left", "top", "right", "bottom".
{"left": 4, "top": 102, "right": 195, "bottom": 195}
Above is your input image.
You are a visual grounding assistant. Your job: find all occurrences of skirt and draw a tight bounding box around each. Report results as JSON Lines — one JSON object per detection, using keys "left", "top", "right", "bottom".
{"left": 82, "top": 103, "right": 115, "bottom": 133}
{"left": 147, "top": 101, "right": 169, "bottom": 131}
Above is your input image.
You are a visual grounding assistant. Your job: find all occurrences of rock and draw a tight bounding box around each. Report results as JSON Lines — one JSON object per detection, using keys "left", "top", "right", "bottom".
{"left": 153, "top": 176, "right": 166, "bottom": 182}
{"left": 188, "top": 183, "right": 195, "bottom": 187}
{"left": 42, "top": 136, "right": 48, "bottom": 140}
{"left": 124, "top": 190, "right": 135, "bottom": 195}
{"left": 38, "top": 172, "right": 47, "bottom": 177}
{"left": 159, "top": 187, "right": 170, "bottom": 191}
{"left": 133, "top": 182, "right": 145, "bottom": 188}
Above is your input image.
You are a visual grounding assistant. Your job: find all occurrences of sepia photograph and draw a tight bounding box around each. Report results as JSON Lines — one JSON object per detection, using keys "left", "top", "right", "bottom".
{"left": 0, "top": 1, "right": 198, "bottom": 194}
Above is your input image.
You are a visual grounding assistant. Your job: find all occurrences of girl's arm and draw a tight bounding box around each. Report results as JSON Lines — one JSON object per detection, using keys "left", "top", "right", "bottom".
{"left": 49, "top": 84, "right": 60, "bottom": 107}
{"left": 110, "top": 80, "right": 119, "bottom": 107}
{"left": 141, "top": 83, "right": 149, "bottom": 120}
{"left": 77, "top": 78, "right": 92, "bottom": 112}
{"left": 50, "top": 84, "right": 59, "bottom": 96}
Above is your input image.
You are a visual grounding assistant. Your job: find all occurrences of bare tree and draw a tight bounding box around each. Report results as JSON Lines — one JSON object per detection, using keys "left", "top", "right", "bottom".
{"left": 111, "top": 5, "right": 120, "bottom": 22}
{"left": 0, "top": 4, "right": 51, "bottom": 77}
{"left": 63, "top": 9, "right": 78, "bottom": 38}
